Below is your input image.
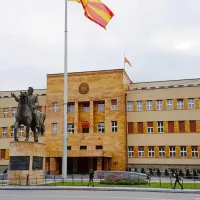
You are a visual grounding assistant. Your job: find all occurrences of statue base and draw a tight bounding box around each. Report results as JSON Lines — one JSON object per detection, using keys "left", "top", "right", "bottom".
{"left": 8, "top": 141, "right": 45, "bottom": 185}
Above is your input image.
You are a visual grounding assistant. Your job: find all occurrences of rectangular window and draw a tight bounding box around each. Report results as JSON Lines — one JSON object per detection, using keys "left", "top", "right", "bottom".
{"left": 98, "top": 122, "right": 105, "bottom": 133}
{"left": 112, "top": 121, "right": 117, "bottom": 132}
{"left": 128, "top": 147, "right": 134, "bottom": 157}
{"left": 68, "top": 103, "right": 75, "bottom": 113}
{"left": 168, "top": 121, "right": 174, "bottom": 133}
{"left": 82, "top": 127, "right": 89, "bottom": 133}
{"left": 19, "top": 126, "right": 24, "bottom": 137}
{"left": 128, "top": 122, "right": 133, "bottom": 134}
{"left": 52, "top": 123, "right": 57, "bottom": 134}
{"left": 192, "top": 147, "right": 198, "bottom": 158}
{"left": 137, "top": 101, "right": 143, "bottom": 111}
{"left": 167, "top": 99, "right": 173, "bottom": 110}
{"left": 68, "top": 123, "right": 74, "bottom": 134}
{"left": 96, "top": 145, "right": 103, "bottom": 150}
{"left": 111, "top": 99, "right": 117, "bottom": 110}
{"left": 127, "top": 101, "right": 133, "bottom": 111}
{"left": 148, "top": 147, "right": 154, "bottom": 157}
{"left": 156, "top": 100, "right": 163, "bottom": 110}
{"left": 12, "top": 107, "right": 17, "bottom": 117}
{"left": 177, "top": 99, "right": 184, "bottom": 110}
{"left": 138, "top": 147, "right": 144, "bottom": 157}
{"left": 157, "top": 121, "right": 164, "bottom": 133}
{"left": 52, "top": 102, "right": 58, "bottom": 112}
{"left": 190, "top": 121, "right": 196, "bottom": 132}
{"left": 83, "top": 103, "right": 90, "bottom": 112}
{"left": 3, "top": 108, "right": 8, "bottom": 118}
{"left": 67, "top": 146, "right": 71, "bottom": 150}
{"left": 159, "top": 147, "right": 165, "bottom": 157}
{"left": 0, "top": 149, "right": 6, "bottom": 159}
{"left": 97, "top": 102, "right": 105, "bottom": 112}
{"left": 188, "top": 98, "right": 195, "bottom": 109}
{"left": 2, "top": 127, "right": 7, "bottom": 138}
{"left": 80, "top": 146, "right": 87, "bottom": 150}
{"left": 170, "top": 146, "right": 176, "bottom": 158}
{"left": 179, "top": 121, "right": 185, "bottom": 132}
{"left": 147, "top": 122, "right": 153, "bottom": 133}
{"left": 138, "top": 122, "right": 143, "bottom": 133}
{"left": 11, "top": 127, "right": 14, "bottom": 138}
{"left": 180, "top": 146, "right": 187, "bottom": 158}
{"left": 146, "top": 100, "right": 152, "bottom": 111}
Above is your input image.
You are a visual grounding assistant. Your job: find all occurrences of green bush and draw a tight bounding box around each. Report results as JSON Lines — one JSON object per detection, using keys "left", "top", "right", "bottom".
{"left": 179, "top": 169, "right": 184, "bottom": 177}
{"left": 100, "top": 178, "right": 148, "bottom": 185}
{"left": 134, "top": 168, "right": 137, "bottom": 172}
{"left": 157, "top": 168, "right": 161, "bottom": 177}
{"left": 186, "top": 169, "right": 191, "bottom": 179}
{"left": 193, "top": 169, "right": 198, "bottom": 179}
{"left": 165, "top": 169, "right": 169, "bottom": 176}
{"left": 149, "top": 168, "right": 153, "bottom": 175}
{"left": 141, "top": 168, "right": 145, "bottom": 174}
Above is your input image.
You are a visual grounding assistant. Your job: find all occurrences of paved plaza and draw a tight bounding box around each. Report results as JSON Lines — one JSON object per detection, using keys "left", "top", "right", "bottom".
{"left": 0, "top": 190, "right": 200, "bottom": 200}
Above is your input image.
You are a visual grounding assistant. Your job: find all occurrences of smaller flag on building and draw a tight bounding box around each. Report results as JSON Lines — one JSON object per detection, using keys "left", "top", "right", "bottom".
{"left": 124, "top": 57, "right": 132, "bottom": 67}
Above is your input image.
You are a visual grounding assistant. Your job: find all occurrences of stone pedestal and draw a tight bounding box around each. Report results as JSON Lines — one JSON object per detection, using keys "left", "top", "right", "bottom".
{"left": 8, "top": 141, "right": 45, "bottom": 185}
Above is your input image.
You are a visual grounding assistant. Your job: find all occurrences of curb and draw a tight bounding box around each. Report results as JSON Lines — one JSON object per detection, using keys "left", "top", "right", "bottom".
{"left": 0, "top": 186, "right": 199, "bottom": 194}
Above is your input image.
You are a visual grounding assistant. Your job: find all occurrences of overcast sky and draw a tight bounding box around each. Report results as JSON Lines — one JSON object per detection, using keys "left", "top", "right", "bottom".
{"left": 0, "top": 0, "right": 200, "bottom": 91}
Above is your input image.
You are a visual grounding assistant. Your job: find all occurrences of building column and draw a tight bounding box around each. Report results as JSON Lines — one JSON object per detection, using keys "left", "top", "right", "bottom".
{"left": 50, "top": 158, "right": 58, "bottom": 174}
{"left": 89, "top": 101, "right": 94, "bottom": 133}
{"left": 73, "top": 158, "right": 78, "bottom": 173}
{"left": 97, "top": 157, "right": 102, "bottom": 171}
{"left": 103, "top": 158, "right": 108, "bottom": 170}
{"left": 74, "top": 101, "right": 79, "bottom": 134}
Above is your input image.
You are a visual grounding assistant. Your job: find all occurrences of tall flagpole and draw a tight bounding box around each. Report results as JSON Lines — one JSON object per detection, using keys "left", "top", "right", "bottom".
{"left": 62, "top": 0, "right": 68, "bottom": 179}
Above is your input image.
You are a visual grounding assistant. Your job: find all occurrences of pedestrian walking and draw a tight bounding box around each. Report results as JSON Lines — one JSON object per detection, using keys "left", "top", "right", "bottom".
{"left": 88, "top": 169, "right": 94, "bottom": 187}
{"left": 173, "top": 170, "right": 183, "bottom": 189}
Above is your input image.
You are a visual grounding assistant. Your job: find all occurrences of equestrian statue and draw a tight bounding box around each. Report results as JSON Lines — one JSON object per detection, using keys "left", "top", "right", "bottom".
{"left": 11, "top": 87, "right": 46, "bottom": 142}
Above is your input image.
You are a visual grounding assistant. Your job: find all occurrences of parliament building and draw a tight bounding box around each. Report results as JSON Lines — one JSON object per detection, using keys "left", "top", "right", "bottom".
{"left": 0, "top": 69, "right": 200, "bottom": 174}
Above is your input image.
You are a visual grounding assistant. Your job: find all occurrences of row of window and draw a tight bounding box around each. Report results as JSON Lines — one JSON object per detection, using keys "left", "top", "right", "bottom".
{"left": 51, "top": 121, "right": 118, "bottom": 134}
{"left": 67, "top": 145, "right": 103, "bottom": 151}
{"left": 128, "top": 120, "right": 197, "bottom": 134}
{"left": 127, "top": 98, "right": 199, "bottom": 112}
{"left": 128, "top": 146, "right": 199, "bottom": 158}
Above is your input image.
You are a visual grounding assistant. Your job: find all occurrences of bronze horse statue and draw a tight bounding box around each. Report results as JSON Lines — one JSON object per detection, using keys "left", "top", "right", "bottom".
{"left": 13, "top": 91, "right": 46, "bottom": 142}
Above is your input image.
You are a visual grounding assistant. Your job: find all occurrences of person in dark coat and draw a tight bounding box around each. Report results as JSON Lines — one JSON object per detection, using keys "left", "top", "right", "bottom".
{"left": 88, "top": 169, "right": 94, "bottom": 187}
{"left": 173, "top": 170, "right": 183, "bottom": 189}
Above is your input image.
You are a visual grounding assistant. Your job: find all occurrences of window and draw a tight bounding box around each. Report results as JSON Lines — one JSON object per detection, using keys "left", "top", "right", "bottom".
{"left": 179, "top": 121, "right": 185, "bottom": 132}
{"left": 190, "top": 121, "right": 196, "bottom": 132}
{"left": 98, "top": 102, "right": 105, "bottom": 112}
{"left": 177, "top": 99, "right": 184, "bottom": 110}
{"left": 67, "top": 146, "right": 71, "bottom": 150}
{"left": 96, "top": 145, "right": 103, "bottom": 150}
{"left": 19, "top": 126, "right": 24, "bottom": 137}
{"left": 192, "top": 147, "right": 198, "bottom": 158}
{"left": 138, "top": 147, "right": 144, "bottom": 157}
{"left": 12, "top": 107, "right": 17, "bottom": 117}
{"left": 127, "top": 101, "right": 133, "bottom": 111}
{"left": 156, "top": 100, "right": 163, "bottom": 110}
{"left": 148, "top": 147, "right": 154, "bottom": 157}
{"left": 111, "top": 99, "right": 117, "bottom": 110}
{"left": 128, "top": 147, "right": 134, "bottom": 157}
{"left": 112, "top": 121, "right": 117, "bottom": 132}
{"left": 188, "top": 98, "right": 195, "bottom": 109}
{"left": 11, "top": 127, "right": 14, "bottom": 138}
{"left": 0, "top": 149, "right": 6, "bottom": 159}
{"left": 128, "top": 122, "right": 133, "bottom": 134}
{"left": 147, "top": 122, "right": 153, "bottom": 133}
{"left": 98, "top": 122, "right": 105, "bottom": 133}
{"left": 68, "top": 103, "right": 75, "bottom": 113}
{"left": 68, "top": 124, "right": 74, "bottom": 134}
{"left": 146, "top": 100, "right": 152, "bottom": 111}
{"left": 80, "top": 146, "right": 87, "bottom": 150}
{"left": 168, "top": 121, "right": 174, "bottom": 133}
{"left": 137, "top": 101, "right": 143, "bottom": 111}
{"left": 52, "top": 123, "right": 57, "bottom": 134}
{"left": 2, "top": 128, "right": 7, "bottom": 138}
{"left": 3, "top": 108, "right": 8, "bottom": 118}
{"left": 82, "top": 127, "right": 89, "bottom": 133}
{"left": 52, "top": 102, "right": 58, "bottom": 112}
{"left": 157, "top": 121, "right": 164, "bottom": 133}
{"left": 167, "top": 99, "right": 173, "bottom": 110}
{"left": 138, "top": 122, "right": 143, "bottom": 133}
{"left": 159, "top": 147, "right": 165, "bottom": 157}
{"left": 169, "top": 146, "right": 176, "bottom": 157}
{"left": 180, "top": 146, "right": 187, "bottom": 158}
{"left": 83, "top": 103, "right": 90, "bottom": 112}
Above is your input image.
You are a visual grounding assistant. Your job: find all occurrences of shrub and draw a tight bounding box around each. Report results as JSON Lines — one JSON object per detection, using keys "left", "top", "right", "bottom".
{"left": 186, "top": 169, "right": 191, "bottom": 179}
{"left": 141, "top": 168, "right": 145, "bottom": 174}
{"left": 179, "top": 169, "right": 184, "bottom": 177}
{"left": 193, "top": 169, "right": 198, "bottom": 179}
{"left": 157, "top": 168, "right": 161, "bottom": 177}
{"left": 134, "top": 167, "right": 137, "bottom": 172}
{"left": 149, "top": 168, "right": 153, "bottom": 175}
{"left": 100, "top": 178, "right": 148, "bottom": 185}
{"left": 197, "top": 169, "right": 200, "bottom": 174}
{"left": 165, "top": 169, "right": 169, "bottom": 176}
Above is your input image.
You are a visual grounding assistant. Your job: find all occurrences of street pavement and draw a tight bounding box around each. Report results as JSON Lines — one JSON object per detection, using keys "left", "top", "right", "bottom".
{"left": 0, "top": 190, "right": 200, "bottom": 200}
